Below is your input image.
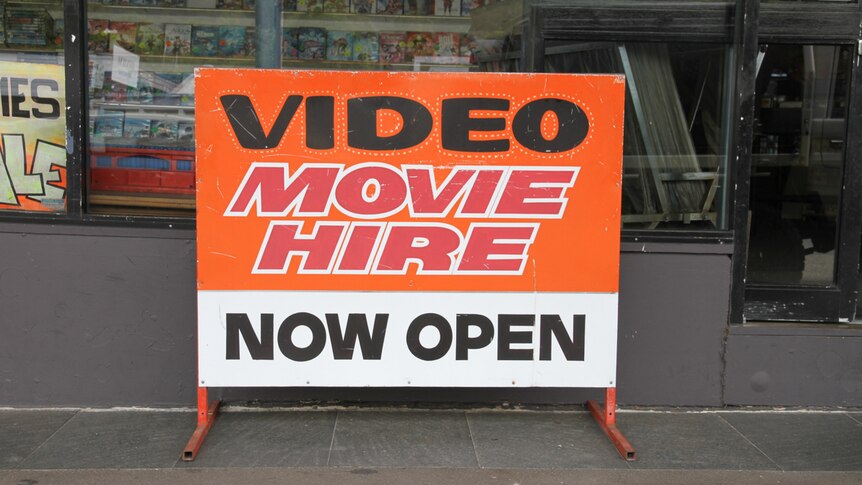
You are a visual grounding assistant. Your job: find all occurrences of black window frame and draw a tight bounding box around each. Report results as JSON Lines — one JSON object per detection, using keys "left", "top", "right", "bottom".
{"left": 730, "top": 1, "right": 862, "bottom": 323}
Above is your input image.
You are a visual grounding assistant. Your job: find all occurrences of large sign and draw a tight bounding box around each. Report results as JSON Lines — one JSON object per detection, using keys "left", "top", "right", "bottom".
{"left": 0, "top": 61, "right": 66, "bottom": 212}
{"left": 195, "top": 70, "right": 624, "bottom": 388}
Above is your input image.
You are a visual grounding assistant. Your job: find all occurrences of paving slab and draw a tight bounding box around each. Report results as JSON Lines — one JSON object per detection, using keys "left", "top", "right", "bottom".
{"left": 178, "top": 411, "right": 336, "bottom": 467}
{"left": 4, "top": 467, "right": 862, "bottom": 485}
{"left": 20, "top": 411, "right": 191, "bottom": 469}
{"left": 0, "top": 410, "right": 76, "bottom": 469}
{"left": 617, "top": 413, "right": 778, "bottom": 470}
{"left": 467, "top": 411, "right": 626, "bottom": 469}
{"left": 328, "top": 411, "right": 477, "bottom": 467}
{"left": 720, "top": 412, "right": 862, "bottom": 471}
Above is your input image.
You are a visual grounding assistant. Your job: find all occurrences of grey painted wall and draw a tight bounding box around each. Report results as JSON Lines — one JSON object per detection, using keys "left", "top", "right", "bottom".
{"left": 725, "top": 330, "right": 862, "bottom": 406}
{"left": 11, "top": 224, "right": 854, "bottom": 408}
{"left": 0, "top": 227, "right": 197, "bottom": 406}
{"left": 0, "top": 224, "right": 736, "bottom": 407}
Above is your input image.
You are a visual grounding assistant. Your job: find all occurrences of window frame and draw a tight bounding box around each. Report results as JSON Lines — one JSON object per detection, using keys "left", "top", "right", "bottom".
{"left": 731, "top": 1, "right": 862, "bottom": 322}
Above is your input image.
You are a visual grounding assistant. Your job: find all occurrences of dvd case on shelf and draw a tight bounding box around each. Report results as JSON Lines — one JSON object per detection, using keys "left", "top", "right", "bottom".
{"left": 136, "top": 23, "right": 165, "bottom": 55}
{"left": 351, "top": 0, "right": 373, "bottom": 14}
{"left": 282, "top": 28, "right": 298, "bottom": 59}
{"left": 218, "top": 25, "right": 246, "bottom": 57}
{"left": 191, "top": 25, "right": 219, "bottom": 56}
{"left": 297, "top": 0, "right": 323, "bottom": 13}
{"left": 297, "top": 27, "right": 326, "bottom": 60}
{"left": 352, "top": 32, "right": 378, "bottom": 62}
{"left": 123, "top": 117, "right": 151, "bottom": 138}
{"left": 434, "top": 0, "right": 460, "bottom": 16}
{"left": 109, "top": 21, "right": 138, "bottom": 52}
{"left": 377, "top": 0, "right": 403, "bottom": 15}
{"left": 326, "top": 31, "right": 352, "bottom": 61}
{"left": 404, "top": 0, "right": 432, "bottom": 15}
{"left": 164, "top": 23, "right": 192, "bottom": 56}
{"left": 216, "top": 0, "right": 243, "bottom": 9}
{"left": 324, "top": 0, "right": 349, "bottom": 13}
{"left": 378, "top": 31, "right": 406, "bottom": 64}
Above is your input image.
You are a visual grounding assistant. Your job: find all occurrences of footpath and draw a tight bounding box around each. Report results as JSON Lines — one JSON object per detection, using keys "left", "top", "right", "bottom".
{"left": 1, "top": 406, "right": 861, "bottom": 484}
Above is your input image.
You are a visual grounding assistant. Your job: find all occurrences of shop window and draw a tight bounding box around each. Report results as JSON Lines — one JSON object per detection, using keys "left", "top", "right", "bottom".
{"left": 541, "top": 42, "right": 731, "bottom": 230}
{"left": 0, "top": 0, "right": 66, "bottom": 214}
{"left": 84, "top": 0, "right": 507, "bottom": 217}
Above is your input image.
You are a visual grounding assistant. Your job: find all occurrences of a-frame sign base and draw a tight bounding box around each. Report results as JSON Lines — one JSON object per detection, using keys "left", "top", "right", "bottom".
{"left": 587, "top": 387, "right": 637, "bottom": 461}
{"left": 182, "top": 387, "right": 219, "bottom": 461}
{"left": 182, "top": 386, "right": 637, "bottom": 462}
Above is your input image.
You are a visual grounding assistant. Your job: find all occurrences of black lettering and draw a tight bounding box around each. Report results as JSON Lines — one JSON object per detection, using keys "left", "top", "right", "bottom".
{"left": 539, "top": 314, "right": 585, "bottom": 361}
{"left": 11, "top": 78, "right": 28, "bottom": 118}
{"left": 325, "top": 313, "right": 388, "bottom": 360}
{"left": 277, "top": 312, "right": 326, "bottom": 361}
{"left": 497, "top": 314, "right": 534, "bottom": 360}
{"left": 512, "top": 98, "right": 589, "bottom": 153}
{"left": 220, "top": 94, "right": 303, "bottom": 149}
{"left": 406, "top": 313, "right": 452, "bottom": 361}
{"left": 225, "top": 313, "right": 274, "bottom": 360}
{"left": 441, "top": 98, "right": 509, "bottom": 152}
{"left": 0, "top": 77, "right": 9, "bottom": 117}
{"left": 455, "top": 313, "right": 494, "bottom": 360}
{"left": 347, "top": 96, "right": 432, "bottom": 150}
{"left": 306, "top": 96, "right": 334, "bottom": 149}
{"left": 31, "top": 79, "right": 60, "bottom": 119}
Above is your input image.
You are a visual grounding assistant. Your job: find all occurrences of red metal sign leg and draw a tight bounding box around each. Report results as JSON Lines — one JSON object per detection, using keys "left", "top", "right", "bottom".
{"left": 182, "top": 386, "right": 220, "bottom": 461}
{"left": 587, "top": 387, "right": 637, "bottom": 461}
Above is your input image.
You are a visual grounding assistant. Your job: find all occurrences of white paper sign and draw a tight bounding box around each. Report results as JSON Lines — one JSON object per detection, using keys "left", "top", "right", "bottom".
{"left": 111, "top": 45, "right": 139, "bottom": 88}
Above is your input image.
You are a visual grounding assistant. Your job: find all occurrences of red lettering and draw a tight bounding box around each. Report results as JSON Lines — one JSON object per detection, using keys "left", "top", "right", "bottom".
{"left": 458, "top": 168, "right": 505, "bottom": 216}
{"left": 226, "top": 163, "right": 341, "bottom": 216}
{"left": 374, "top": 223, "right": 462, "bottom": 274}
{"left": 457, "top": 223, "right": 538, "bottom": 273}
{"left": 335, "top": 223, "right": 384, "bottom": 273}
{"left": 255, "top": 221, "right": 347, "bottom": 273}
{"left": 493, "top": 168, "right": 578, "bottom": 217}
{"left": 335, "top": 163, "right": 408, "bottom": 218}
{"left": 406, "top": 167, "right": 476, "bottom": 216}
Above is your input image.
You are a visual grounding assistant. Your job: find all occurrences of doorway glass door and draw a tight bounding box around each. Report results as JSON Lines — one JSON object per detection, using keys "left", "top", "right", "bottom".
{"left": 744, "top": 44, "right": 855, "bottom": 321}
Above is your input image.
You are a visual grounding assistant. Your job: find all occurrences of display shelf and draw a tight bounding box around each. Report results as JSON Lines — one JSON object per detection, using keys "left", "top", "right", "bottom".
{"left": 89, "top": 51, "right": 473, "bottom": 72}
{"left": 88, "top": 4, "right": 471, "bottom": 33}
{"left": 90, "top": 100, "right": 195, "bottom": 113}
{"left": 0, "top": 46, "right": 63, "bottom": 54}
{"left": 6, "top": 0, "right": 61, "bottom": 5}
{"left": 89, "top": 193, "right": 195, "bottom": 211}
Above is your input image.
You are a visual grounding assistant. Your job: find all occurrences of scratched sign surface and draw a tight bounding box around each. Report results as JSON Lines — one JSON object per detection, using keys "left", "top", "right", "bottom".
{"left": 195, "top": 70, "right": 625, "bottom": 388}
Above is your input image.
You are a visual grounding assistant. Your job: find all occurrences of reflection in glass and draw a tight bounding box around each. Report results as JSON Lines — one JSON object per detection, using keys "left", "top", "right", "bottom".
{"left": 747, "top": 45, "right": 851, "bottom": 286}
{"left": 84, "top": 2, "right": 509, "bottom": 216}
{"left": 545, "top": 42, "right": 729, "bottom": 230}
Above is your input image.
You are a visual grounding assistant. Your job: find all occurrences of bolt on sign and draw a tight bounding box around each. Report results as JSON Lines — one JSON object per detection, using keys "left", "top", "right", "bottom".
{"left": 195, "top": 70, "right": 624, "bottom": 388}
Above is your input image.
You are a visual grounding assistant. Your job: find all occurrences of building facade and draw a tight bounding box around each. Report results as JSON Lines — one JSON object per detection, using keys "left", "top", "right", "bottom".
{"left": 1, "top": 0, "right": 861, "bottom": 407}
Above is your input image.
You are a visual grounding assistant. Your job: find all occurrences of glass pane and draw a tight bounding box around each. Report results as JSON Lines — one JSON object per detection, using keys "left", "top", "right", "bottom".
{"left": 747, "top": 44, "right": 852, "bottom": 286}
{"left": 0, "top": 0, "right": 66, "bottom": 214}
{"left": 85, "top": 1, "right": 510, "bottom": 217}
{"left": 544, "top": 42, "right": 730, "bottom": 230}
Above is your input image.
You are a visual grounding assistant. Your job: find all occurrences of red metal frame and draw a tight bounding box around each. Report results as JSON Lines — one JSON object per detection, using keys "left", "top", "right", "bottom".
{"left": 587, "top": 387, "right": 637, "bottom": 461}
{"left": 182, "top": 386, "right": 220, "bottom": 461}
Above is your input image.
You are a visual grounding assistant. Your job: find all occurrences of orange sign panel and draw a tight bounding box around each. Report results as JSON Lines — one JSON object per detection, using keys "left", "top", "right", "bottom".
{"left": 195, "top": 70, "right": 624, "bottom": 293}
